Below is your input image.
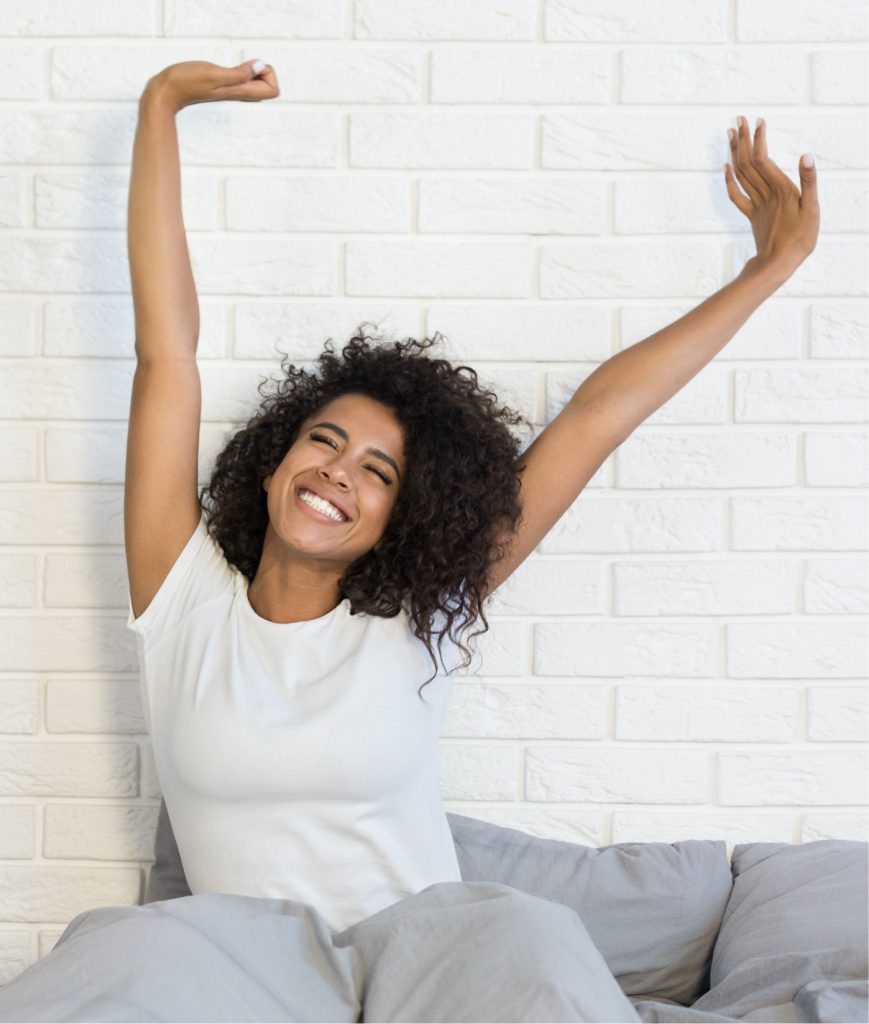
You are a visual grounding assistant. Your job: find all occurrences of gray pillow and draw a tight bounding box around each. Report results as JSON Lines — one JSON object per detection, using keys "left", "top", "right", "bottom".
{"left": 448, "top": 810, "right": 731, "bottom": 1006}
{"left": 146, "top": 798, "right": 731, "bottom": 1006}
{"left": 683, "top": 839, "right": 869, "bottom": 1022}
{"left": 146, "top": 798, "right": 191, "bottom": 904}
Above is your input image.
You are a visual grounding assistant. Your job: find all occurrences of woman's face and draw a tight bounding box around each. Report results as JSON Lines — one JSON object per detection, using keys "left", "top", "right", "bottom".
{"left": 262, "top": 393, "right": 407, "bottom": 564}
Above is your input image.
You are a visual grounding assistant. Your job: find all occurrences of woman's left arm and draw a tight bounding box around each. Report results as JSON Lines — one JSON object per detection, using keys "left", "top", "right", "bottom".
{"left": 570, "top": 114, "right": 820, "bottom": 436}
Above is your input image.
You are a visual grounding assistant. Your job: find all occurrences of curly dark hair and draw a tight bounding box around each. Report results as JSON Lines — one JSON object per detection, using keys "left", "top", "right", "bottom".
{"left": 198, "top": 322, "right": 534, "bottom": 704}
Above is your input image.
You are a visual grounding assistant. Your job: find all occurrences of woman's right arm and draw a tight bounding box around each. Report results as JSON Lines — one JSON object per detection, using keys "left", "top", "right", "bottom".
{"left": 127, "top": 80, "right": 199, "bottom": 364}
{"left": 124, "top": 61, "right": 279, "bottom": 620}
{"left": 126, "top": 61, "right": 280, "bottom": 365}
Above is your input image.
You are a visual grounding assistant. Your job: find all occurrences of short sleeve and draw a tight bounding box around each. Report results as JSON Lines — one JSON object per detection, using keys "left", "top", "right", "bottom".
{"left": 126, "top": 510, "right": 235, "bottom": 647}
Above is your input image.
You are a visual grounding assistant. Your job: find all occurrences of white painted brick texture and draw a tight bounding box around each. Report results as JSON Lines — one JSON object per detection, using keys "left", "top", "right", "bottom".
{"left": 0, "top": 0, "right": 866, "bottom": 975}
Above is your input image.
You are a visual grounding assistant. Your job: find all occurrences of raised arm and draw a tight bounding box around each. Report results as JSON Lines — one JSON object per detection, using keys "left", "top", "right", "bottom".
{"left": 127, "top": 79, "right": 200, "bottom": 362}
{"left": 124, "top": 60, "right": 280, "bottom": 620}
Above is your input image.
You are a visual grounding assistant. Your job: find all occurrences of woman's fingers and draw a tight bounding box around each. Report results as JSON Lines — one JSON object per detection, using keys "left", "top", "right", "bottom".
{"left": 798, "top": 152, "right": 819, "bottom": 216}
{"left": 724, "top": 160, "right": 753, "bottom": 217}
{"left": 216, "top": 60, "right": 280, "bottom": 101}
{"left": 244, "top": 60, "right": 280, "bottom": 99}
{"left": 728, "top": 116, "right": 767, "bottom": 205}
{"left": 750, "top": 118, "right": 799, "bottom": 195}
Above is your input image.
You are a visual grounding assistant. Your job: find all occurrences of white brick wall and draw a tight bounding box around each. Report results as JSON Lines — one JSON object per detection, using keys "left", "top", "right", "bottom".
{"left": 0, "top": 0, "right": 867, "bottom": 975}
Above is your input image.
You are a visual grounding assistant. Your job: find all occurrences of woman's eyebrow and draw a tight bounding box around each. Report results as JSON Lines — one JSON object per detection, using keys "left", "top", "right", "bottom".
{"left": 309, "top": 421, "right": 401, "bottom": 481}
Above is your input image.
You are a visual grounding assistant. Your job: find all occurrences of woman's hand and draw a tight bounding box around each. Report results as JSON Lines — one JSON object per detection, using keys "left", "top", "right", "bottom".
{"left": 144, "top": 59, "right": 280, "bottom": 114}
{"left": 724, "top": 115, "right": 820, "bottom": 278}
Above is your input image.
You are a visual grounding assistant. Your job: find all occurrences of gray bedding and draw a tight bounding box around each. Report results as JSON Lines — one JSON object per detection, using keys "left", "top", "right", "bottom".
{"left": 0, "top": 806, "right": 865, "bottom": 1023}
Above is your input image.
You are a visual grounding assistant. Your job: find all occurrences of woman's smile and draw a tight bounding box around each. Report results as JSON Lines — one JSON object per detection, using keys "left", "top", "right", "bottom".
{"left": 294, "top": 486, "right": 349, "bottom": 525}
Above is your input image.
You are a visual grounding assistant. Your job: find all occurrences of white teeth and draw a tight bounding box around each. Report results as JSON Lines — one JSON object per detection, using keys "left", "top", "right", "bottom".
{"left": 300, "top": 489, "right": 346, "bottom": 521}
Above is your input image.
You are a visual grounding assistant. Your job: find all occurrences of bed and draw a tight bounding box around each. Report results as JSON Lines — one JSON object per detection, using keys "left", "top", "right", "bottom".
{"left": 0, "top": 798, "right": 865, "bottom": 1023}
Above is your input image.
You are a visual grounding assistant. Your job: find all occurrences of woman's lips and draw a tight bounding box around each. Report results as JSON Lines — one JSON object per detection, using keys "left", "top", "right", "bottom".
{"left": 294, "top": 487, "right": 348, "bottom": 525}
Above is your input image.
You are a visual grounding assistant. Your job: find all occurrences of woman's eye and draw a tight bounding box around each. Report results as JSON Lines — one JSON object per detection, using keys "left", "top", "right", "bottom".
{"left": 309, "top": 433, "right": 392, "bottom": 485}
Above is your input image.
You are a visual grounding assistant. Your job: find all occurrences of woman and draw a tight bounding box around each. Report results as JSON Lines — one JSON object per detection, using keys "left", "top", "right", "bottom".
{"left": 0, "top": 60, "right": 818, "bottom": 1023}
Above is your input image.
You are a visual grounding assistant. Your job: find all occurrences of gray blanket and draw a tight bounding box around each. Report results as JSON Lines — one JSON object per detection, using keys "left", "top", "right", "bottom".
{"left": 0, "top": 881, "right": 641, "bottom": 1023}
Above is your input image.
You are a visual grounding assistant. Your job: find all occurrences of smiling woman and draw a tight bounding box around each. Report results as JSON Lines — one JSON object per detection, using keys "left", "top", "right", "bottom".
{"left": 247, "top": 391, "right": 409, "bottom": 626}
{"left": 198, "top": 323, "right": 534, "bottom": 699}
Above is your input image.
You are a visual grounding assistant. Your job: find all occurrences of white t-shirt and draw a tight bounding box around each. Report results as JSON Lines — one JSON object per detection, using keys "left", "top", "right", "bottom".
{"left": 126, "top": 510, "right": 465, "bottom": 934}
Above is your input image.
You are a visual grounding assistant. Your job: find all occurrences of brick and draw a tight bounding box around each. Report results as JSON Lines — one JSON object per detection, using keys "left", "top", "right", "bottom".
{"left": 45, "top": 429, "right": 126, "bottom": 484}
{"left": 0, "top": 614, "right": 137, "bottom": 674}
{"left": 0, "top": 865, "right": 140, "bottom": 923}
{"left": 726, "top": 620, "right": 867, "bottom": 678}
{"left": 731, "top": 496, "right": 867, "bottom": 551}
{"left": 45, "top": 679, "right": 146, "bottom": 735}
{"left": 0, "top": 172, "right": 27, "bottom": 229}
{"left": 0, "top": 428, "right": 37, "bottom": 485}
{"left": 166, "top": 0, "right": 344, "bottom": 38}
{"left": 0, "top": 555, "right": 36, "bottom": 610}
{"left": 3, "top": 0, "right": 153, "bottom": 36}
{"left": 616, "top": 684, "right": 797, "bottom": 741}
{"left": 0, "top": 743, "right": 138, "bottom": 796}
{"left": 424, "top": 304, "right": 611, "bottom": 363}
{"left": 0, "top": 805, "right": 35, "bottom": 858}
{"left": 719, "top": 750, "right": 868, "bottom": 805}
{"left": 534, "top": 620, "right": 716, "bottom": 677}
{"left": 43, "top": 803, "right": 157, "bottom": 859}
{"left": 346, "top": 240, "right": 532, "bottom": 297}
{"left": 545, "top": 0, "right": 726, "bottom": 42}
{"left": 355, "top": 0, "right": 535, "bottom": 40}
{"left": 226, "top": 176, "right": 409, "bottom": 232}
{"left": 0, "top": 236, "right": 129, "bottom": 294}
{"left": 804, "top": 558, "right": 869, "bottom": 614}
{"left": 621, "top": 47, "right": 802, "bottom": 104}
{"left": 732, "top": 366, "right": 867, "bottom": 421}
{"left": 807, "top": 685, "right": 869, "bottom": 742}
{"left": 0, "top": 301, "right": 37, "bottom": 357}
{"left": 444, "top": 681, "right": 607, "bottom": 739}
{"left": 737, "top": 0, "right": 868, "bottom": 42}
{"left": 0, "top": 362, "right": 133, "bottom": 418}
{"left": 526, "top": 747, "right": 709, "bottom": 802}
{"left": 431, "top": 49, "right": 610, "bottom": 103}
{"left": 539, "top": 496, "right": 721, "bottom": 553}
{"left": 188, "top": 237, "right": 337, "bottom": 296}
{"left": 805, "top": 432, "right": 868, "bottom": 486}
{"left": 803, "top": 812, "right": 869, "bottom": 842}
{"left": 485, "top": 558, "right": 604, "bottom": 616}
{"left": 810, "top": 301, "right": 868, "bottom": 359}
{"left": 232, "top": 303, "right": 421, "bottom": 360}
{"left": 614, "top": 558, "right": 796, "bottom": 616}
{"left": 0, "top": 681, "right": 39, "bottom": 734}
{"left": 350, "top": 111, "right": 534, "bottom": 168}
{"left": 813, "top": 50, "right": 869, "bottom": 103}
{"left": 440, "top": 744, "right": 519, "bottom": 801}
{"left": 540, "top": 240, "right": 721, "bottom": 298}
{"left": 420, "top": 176, "right": 607, "bottom": 235}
